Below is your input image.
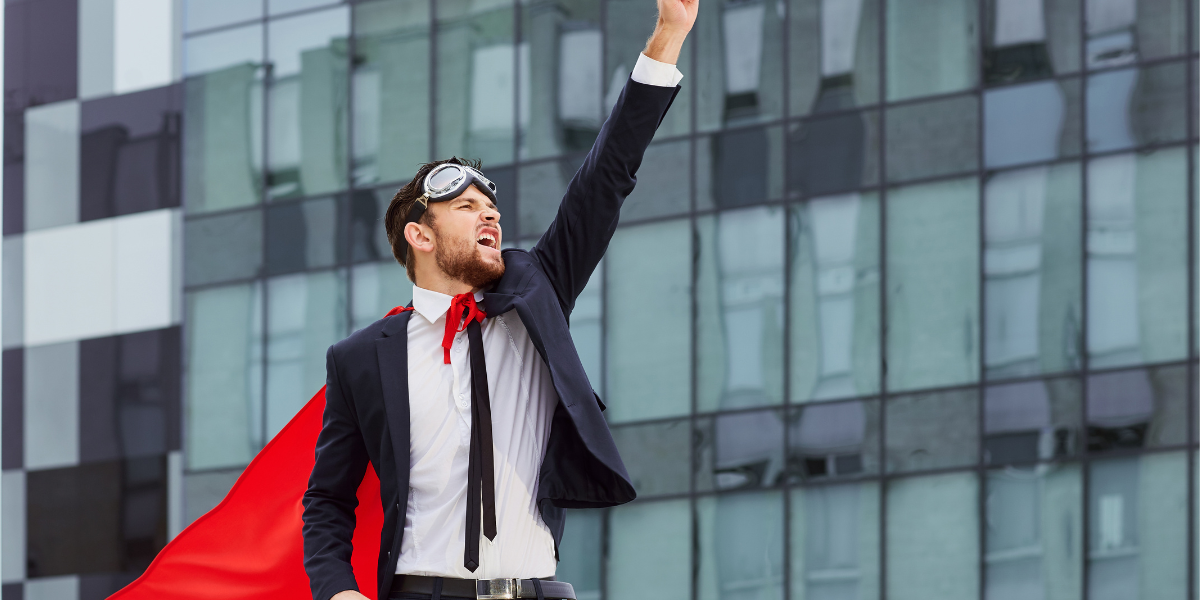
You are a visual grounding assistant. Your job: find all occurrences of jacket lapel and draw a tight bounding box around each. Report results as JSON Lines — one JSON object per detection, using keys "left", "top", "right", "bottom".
{"left": 375, "top": 311, "right": 412, "bottom": 492}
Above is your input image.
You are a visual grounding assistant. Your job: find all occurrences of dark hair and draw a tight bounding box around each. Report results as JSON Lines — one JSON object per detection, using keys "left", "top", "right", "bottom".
{"left": 384, "top": 157, "right": 483, "bottom": 282}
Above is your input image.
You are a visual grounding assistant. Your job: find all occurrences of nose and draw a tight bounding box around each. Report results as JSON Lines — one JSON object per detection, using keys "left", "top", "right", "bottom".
{"left": 482, "top": 207, "right": 500, "bottom": 222}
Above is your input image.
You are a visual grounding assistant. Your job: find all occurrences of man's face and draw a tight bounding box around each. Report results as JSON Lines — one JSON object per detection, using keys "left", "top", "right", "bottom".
{"left": 425, "top": 185, "right": 504, "bottom": 288}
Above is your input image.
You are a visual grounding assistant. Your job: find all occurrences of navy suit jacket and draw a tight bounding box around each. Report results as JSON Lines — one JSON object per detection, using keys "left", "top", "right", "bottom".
{"left": 301, "top": 79, "right": 681, "bottom": 600}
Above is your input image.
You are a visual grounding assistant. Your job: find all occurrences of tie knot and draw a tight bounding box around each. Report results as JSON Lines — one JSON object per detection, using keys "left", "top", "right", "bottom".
{"left": 443, "top": 294, "right": 487, "bottom": 364}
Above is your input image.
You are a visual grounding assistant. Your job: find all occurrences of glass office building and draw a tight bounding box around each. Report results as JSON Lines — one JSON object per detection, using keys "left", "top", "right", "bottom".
{"left": 1, "top": 0, "right": 1196, "bottom": 598}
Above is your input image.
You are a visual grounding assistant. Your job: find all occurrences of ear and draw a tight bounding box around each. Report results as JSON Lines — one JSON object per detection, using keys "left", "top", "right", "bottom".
{"left": 404, "top": 221, "right": 435, "bottom": 256}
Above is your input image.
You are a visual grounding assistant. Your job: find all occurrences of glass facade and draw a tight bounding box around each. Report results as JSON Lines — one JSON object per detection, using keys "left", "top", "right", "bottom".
{"left": 0, "top": 0, "right": 1197, "bottom": 599}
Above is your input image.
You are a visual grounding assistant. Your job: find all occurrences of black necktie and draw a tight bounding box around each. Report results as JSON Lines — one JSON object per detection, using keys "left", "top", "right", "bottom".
{"left": 463, "top": 309, "right": 497, "bottom": 572}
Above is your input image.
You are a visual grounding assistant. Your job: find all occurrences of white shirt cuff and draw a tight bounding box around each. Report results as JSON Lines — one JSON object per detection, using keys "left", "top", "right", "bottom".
{"left": 631, "top": 53, "right": 684, "bottom": 87}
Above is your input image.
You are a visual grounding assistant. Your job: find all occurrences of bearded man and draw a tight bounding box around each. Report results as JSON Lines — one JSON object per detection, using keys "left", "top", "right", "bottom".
{"left": 300, "top": 2, "right": 699, "bottom": 599}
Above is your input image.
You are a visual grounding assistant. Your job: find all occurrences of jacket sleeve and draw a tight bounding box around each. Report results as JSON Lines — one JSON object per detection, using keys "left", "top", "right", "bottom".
{"left": 528, "top": 78, "right": 680, "bottom": 316}
{"left": 302, "top": 346, "right": 370, "bottom": 600}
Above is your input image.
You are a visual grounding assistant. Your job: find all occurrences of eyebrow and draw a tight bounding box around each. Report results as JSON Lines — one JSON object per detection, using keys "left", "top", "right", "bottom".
{"left": 460, "top": 196, "right": 498, "bottom": 212}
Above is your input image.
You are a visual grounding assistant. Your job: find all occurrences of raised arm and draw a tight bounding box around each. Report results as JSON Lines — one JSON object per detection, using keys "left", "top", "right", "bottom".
{"left": 528, "top": 0, "right": 698, "bottom": 314}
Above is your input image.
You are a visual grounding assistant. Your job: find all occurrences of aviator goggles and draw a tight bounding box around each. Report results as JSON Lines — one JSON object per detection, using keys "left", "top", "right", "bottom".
{"left": 405, "top": 163, "right": 499, "bottom": 226}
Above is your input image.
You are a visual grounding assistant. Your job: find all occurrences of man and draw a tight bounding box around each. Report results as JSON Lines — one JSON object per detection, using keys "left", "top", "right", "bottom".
{"left": 301, "top": 2, "right": 699, "bottom": 599}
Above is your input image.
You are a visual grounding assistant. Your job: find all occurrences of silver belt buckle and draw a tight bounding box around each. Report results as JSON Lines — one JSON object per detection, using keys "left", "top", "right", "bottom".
{"left": 477, "top": 578, "right": 521, "bottom": 600}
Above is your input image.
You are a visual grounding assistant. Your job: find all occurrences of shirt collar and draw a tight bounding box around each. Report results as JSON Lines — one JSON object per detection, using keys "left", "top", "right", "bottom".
{"left": 411, "top": 286, "right": 484, "bottom": 325}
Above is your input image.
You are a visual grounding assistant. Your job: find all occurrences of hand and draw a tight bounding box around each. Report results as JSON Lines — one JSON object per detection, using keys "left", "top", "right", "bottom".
{"left": 331, "top": 591, "right": 370, "bottom": 600}
{"left": 643, "top": 0, "right": 699, "bottom": 65}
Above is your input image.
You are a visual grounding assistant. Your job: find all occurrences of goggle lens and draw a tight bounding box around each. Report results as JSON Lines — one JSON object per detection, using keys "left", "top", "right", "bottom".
{"left": 427, "top": 166, "right": 464, "bottom": 192}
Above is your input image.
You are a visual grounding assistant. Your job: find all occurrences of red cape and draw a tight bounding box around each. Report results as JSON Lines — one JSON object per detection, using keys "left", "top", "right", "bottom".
{"left": 110, "top": 309, "right": 417, "bottom": 599}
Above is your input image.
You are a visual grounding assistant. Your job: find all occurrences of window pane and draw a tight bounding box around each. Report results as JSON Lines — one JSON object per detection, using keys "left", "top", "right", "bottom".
{"left": 605, "top": 220, "right": 691, "bottom": 423}
{"left": 556, "top": 510, "right": 602, "bottom": 600}
{"left": 697, "top": 125, "right": 784, "bottom": 210}
{"left": 185, "top": 283, "right": 263, "bottom": 470}
{"left": 605, "top": 0, "right": 692, "bottom": 139}
{"left": 621, "top": 140, "right": 692, "bottom": 221}
{"left": 886, "top": 0, "right": 979, "bottom": 101}
{"left": 984, "top": 77, "right": 1082, "bottom": 169}
{"left": 787, "top": 110, "right": 880, "bottom": 198}
{"left": 1086, "top": 62, "right": 1189, "bottom": 154}
{"left": 984, "top": 377, "right": 1081, "bottom": 465}
{"left": 788, "top": 399, "right": 881, "bottom": 481}
{"left": 695, "top": 0, "right": 784, "bottom": 132}
{"left": 349, "top": 187, "right": 391, "bottom": 263}
{"left": 265, "top": 270, "right": 347, "bottom": 438}
{"left": 350, "top": 261, "right": 412, "bottom": 332}
{"left": 611, "top": 418, "right": 691, "bottom": 498}
{"left": 569, "top": 261, "right": 603, "bottom": 387}
{"left": 984, "top": 464, "right": 1082, "bottom": 600}
{"left": 1085, "top": 0, "right": 1188, "bottom": 65}
{"left": 1086, "top": 148, "right": 1188, "bottom": 368}
{"left": 1087, "top": 364, "right": 1188, "bottom": 452}
{"left": 185, "top": 0, "right": 262, "bottom": 32}
{"left": 519, "top": 0, "right": 602, "bottom": 160}
{"left": 269, "top": 0, "right": 339, "bottom": 16}
{"left": 886, "top": 177, "right": 980, "bottom": 392}
{"left": 607, "top": 499, "right": 691, "bottom": 600}
{"left": 696, "top": 206, "right": 785, "bottom": 413}
{"left": 697, "top": 492, "right": 784, "bottom": 600}
{"left": 184, "top": 209, "right": 264, "bottom": 286}
{"left": 983, "top": 0, "right": 1081, "bottom": 82}
{"left": 886, "top": 388, "right": 979, "bottom": 473}
{"left": 518, "top": 154, "right": 585, "bottom": 240}
{"left": 789, "top": 0, "right": 880, "bottom": 116}
{"left": 789, "top": 194, "right": 880, "bottom": 401}
{"left": 984, "top": 163, "right": 1082, "bottom": 378}
{"left": 790, "top": 482, "right": 881, "bottom": 600}
{"left": 695, "top": 409, "right": 786, "bottom": 492}
{"left": 436, "top": 2, "right": 516, "bottom": 166}
{"left": 183, "top": 25, "right": 264, "bottom": 214}
{"left": 886, "top": 472, "right": 980, "bottom": 599}
{"left": 265, "top": 196, "right": 347, "bottom": 275}
{"left": 352, "top": 0, "right": 431, "bottom": 187}
{"left": 266, "top": 8, "right": 351, "bottom": 200}
{"left": 25, "top": 101, "right": 80, "bottom": 231}
{"left": 885, "top": 94, "right": 978, "bottom": 183}
{"left": 1088, "top": 452, "right": 1188, "bottom": 600}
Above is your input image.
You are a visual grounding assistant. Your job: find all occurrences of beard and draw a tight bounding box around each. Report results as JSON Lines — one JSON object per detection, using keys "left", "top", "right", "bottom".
{"left": 433, "top": 224, "right": 505, "bottom": 289}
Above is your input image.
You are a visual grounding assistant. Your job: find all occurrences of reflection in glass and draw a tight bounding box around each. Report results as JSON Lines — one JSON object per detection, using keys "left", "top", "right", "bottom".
{"left": 265, "top": 270, "right": 347, "bottom": 438}
{"left": 1088, "top": 453, "right": 1188, "bottom": 600}
{"left": 983, "top": 0, "right": 1080, "bottom": 83}
{"left": 886, "top": 0, "right": 979, "bottom": 101}
{"left": 790, "top": 482, "right": 880, "bottom": 600}
{"left": 886, "top": 178, "right": 980, "bottom": 392}
{"left": 350, "top": 261, "right": 412, "bottom": 331}
{"left": 1086, "top": 149, "right": 1188, "bottom": 368}
{"left": 24, "top": 101, "right": 80, "bottom": 231}
{"left": 787, "top": 110, "right": 880, "bottom": 197}
{"left": 695, "top": 0, "right": 784, "bottom": 131}
{"left": 886, "top": 472, "right": 980, "bottom": 598}
{"left": 557, "top": 510, "right": 602, "bottom": 600}
{"left": 697, "top": 492, "right": 784, "bottom": 600}
{"left": 611, "top": 419, "right": 691, "bottom": 497}
{"left": 436, "top": 2, "right": 516, "bottom": 166}
{"left": 788, "top": 399, "right": 880, "bottom": 481}
{"left": 350, "top": 188, "right": 391, "bottom": 263}
{"left": 984, "top": 164, "right": 1082, "bottom": 378}
{"left": 266, "top": 196, "right": 346, "bottom": 275}
{"left": 1087, "top": 364, "right": 1188, "bottom": 452}
{"left": 518, "top": 155, "right": 584, "bottom": 240}
{"left": 352, "top": 0, "right": 430, "bottom": 187}
{"left": 605, "top": 219, "right": 692, "bottom": 422}
{"left": 697, "top": 126, "right": 783, "bottom": 210}
{"left": 1087, "top": 62, "right": 1188, "bottom": 153}
{"left": 184, "top": 209, "right": 264, "bottom": 286}
{"left": 620, "top": 140, "right": 691, "bottom": 221}
{"left": 569, "top": 262, "right": 603, "bottom": 387}
{"left": 608, "top": 499, "right": 691, "bottom": 600}
{"left": 695, "top": 410, "right": 785, "bottom": 492}
{"left": 985, "top": 378, "right": 1081, "bottom": 465}
{"left": 984, "top": 464, "right": 1082, "bottom": 600}
{"left": 886, "top": 388, "right": 979, "bottom": 473}
{"left": 185, "top": 0, "right": 262, "bottom": 32}
{"left": 519, "top": 0, "right": 602, "bottom": 160}
{"left": 885, "top": 94, "right": 978, "bottom": 182}
{"left": 266, "top": 8, "right": 351, "bottom": 200}
{"left": 696, "top": 207, "right": 784, "bottom": 413}
{"left": 269, "top": 0, "right": 338, "bottom": 16}
{"left": 1085, "top": 0, "right": 1188, "bottom": 66}
{"left": 984, "top": 78, "right": 1081, "bottom": 169}
{"left": 789, "top": 0, "right": 879, "bottom": 115}
{"left": 605, "top": 0, "right": 692, "bottom": 138}
{"left": 185, "top": 283, "right": 263, "bottom": 470}
{"left": 789, "top": 194, "right": 880, "bottom": 401}
{"left": 183, "top": 25, "right": 264, "bottom": 214}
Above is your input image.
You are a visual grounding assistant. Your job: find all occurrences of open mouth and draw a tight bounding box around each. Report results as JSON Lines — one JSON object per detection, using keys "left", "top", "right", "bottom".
{"left": 476, "top": 228, "right": 499, "bottom": 249}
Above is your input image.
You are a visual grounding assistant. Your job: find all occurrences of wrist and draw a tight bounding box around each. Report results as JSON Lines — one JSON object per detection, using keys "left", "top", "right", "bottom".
{"left": 644, "top": 24, "right": 689, "bottom": 64}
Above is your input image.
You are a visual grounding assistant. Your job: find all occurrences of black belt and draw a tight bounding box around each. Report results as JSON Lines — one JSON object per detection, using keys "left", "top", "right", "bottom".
{"left": 390, "top": 575, "right": 576, "bottom": 600}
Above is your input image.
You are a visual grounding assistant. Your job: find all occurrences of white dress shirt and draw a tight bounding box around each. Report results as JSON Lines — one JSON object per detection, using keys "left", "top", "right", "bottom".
{"left": 396, "top": 53, "right": 682, "bottom": 580}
